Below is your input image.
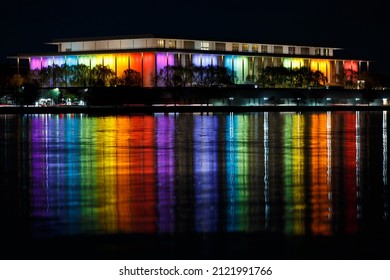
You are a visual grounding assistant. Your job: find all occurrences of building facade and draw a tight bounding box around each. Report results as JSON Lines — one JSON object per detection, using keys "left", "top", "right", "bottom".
{"left": 13, "top": 35, "right": 369, "bottom": 87}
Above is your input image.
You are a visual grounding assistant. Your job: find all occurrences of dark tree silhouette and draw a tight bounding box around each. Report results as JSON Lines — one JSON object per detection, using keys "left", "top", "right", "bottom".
{"left": 90, "top": 64, "right": 116, "bottom": 87}
{"left": 123, "top": 68, "right": 142, "bottom": 87}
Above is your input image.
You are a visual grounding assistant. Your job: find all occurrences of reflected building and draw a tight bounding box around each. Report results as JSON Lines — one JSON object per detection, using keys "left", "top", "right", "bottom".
{"left": 310, "top": 113, "right": 332, "bottom": 235}
{"left": 156, "top": 114, "right": 176, "bottom": 233}
{"left": 18, "top": 112, "right": 390, "bottom": 239}
{"left": 283, "top": 113, "right": 306, "bottom": 235}
{"left": 193, "top": 115, "right": 219, "bottom": 232}
{"left": 225, "top": 114, "right": 253, "bottom": 232}
{"left": 383, "top": 111, "right": 389, "bottom": 221}
{"left": 127, "top": 116, "right": 157, "bottom": 233}
{"left": 175, "top": 114, "right": 195, "bottom": 232}
{"left": 30, "top": 114, "right": 83, "bottom": 237}
{"left": 247, "top": 113, "right": 265, "bottom": 232}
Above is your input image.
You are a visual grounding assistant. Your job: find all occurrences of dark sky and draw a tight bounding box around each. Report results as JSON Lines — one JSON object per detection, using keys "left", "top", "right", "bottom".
{"left": 2, "top": 0, "right": 389, "bottom": 75}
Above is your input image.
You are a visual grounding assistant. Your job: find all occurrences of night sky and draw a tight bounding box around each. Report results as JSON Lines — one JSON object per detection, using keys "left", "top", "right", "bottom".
{"left": 2, "top": 0, "right": 389, "bottom": 75}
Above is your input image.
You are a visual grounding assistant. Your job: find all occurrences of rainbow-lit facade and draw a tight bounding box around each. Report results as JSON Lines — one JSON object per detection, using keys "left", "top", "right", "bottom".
{"left": 15, "top": 35, "right": 368, "bottom": 87}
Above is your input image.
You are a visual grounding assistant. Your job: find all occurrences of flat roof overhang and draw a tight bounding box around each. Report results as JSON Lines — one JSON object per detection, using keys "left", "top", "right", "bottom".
{"left": 7, "top": 48, "right": 370, "bottom": 63}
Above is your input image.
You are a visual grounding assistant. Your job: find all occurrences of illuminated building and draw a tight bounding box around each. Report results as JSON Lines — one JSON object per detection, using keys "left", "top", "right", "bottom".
{"left": 12, "top": 35, "right": 369, "bottom": 87}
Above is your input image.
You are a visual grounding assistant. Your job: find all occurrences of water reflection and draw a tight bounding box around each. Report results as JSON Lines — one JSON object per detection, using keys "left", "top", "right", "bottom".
{"left": 2, "top": 111, "right": 390, "bottom": 239}
{"left": 156, "top": 114, "right": 175, "bottom": 232}
{"left": 383, "top": 111, "right": 389, "bottom": 221}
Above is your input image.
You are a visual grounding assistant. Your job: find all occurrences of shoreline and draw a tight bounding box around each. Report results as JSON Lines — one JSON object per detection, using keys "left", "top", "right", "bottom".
{"left": 1, "top": 104, "right": 390, "bottom": 114}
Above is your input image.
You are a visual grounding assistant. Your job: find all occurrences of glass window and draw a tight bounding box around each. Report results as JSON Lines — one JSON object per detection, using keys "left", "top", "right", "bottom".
{"left": 288, "top": 46, "right": 295, "bottom": 54}
{"left": 261, "top": 45, "right": 268, "bottom": 53}
{"left": 323, "top": 48, "right": 330, "bottom": 56}
{"left": 315, "top": 48, "right": 321, "bottom": 56}
{"left": 216, "top": 42, "right": 226, "bottom": 51}
{"left": 184, "top": 41, "right": 195, "bottom": 49}
{"left": 201, "top": 41, "right": 210, "bottom": 50}
{"left": 157, "top": 40, "right": 164, "bottom": 48}
{"left": 301, "top": 47, "right": 310, "bottom": 55}
{"left": 252, "top": 44, "right": 258, "bottom": 53}
{"left": 274, "top": 46, "right": 283, "bottom": 54}
{"left": 232, "top": 43, "right": 240, "bottom": 52}
{"left": 168, "top": 40, "right": 176, "bottom": 49}
{"left": 242, "top": 44, "right": 249, "bottom": 52}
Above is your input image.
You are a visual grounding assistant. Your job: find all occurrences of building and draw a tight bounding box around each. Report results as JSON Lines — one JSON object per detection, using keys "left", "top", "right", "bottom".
{"left": 11, "top": 34, "right": 369, "bottom": 87}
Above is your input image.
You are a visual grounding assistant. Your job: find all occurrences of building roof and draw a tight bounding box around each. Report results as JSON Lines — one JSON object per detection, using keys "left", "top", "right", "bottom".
{"left": 48, "top": 34, "right": 342, "bottom": 50}
{"left": 7, "top": 34, "right": 370, "bottom": 63}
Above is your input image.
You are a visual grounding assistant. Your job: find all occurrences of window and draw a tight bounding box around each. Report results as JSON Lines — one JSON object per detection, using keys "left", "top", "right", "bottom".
{"left": 274, "top": 46, "right": 283, "bottom": 54}
{"left": 288, "top": 46, "right": 295, "bottom": 54}
{"left": 315, "top": 48, "right": 321, "bottom": 56}
{"left": 184, "top": 41, "right": 194, "bottom": 49}
{"left": 261, "top": 45, "right": 268, "bottom": 53}
{"left": 201, "top": 41, "right": 210, "bottom": 50}
{"left": 252, "top": 44, "right": 258, "bottom": 53}
{"left": 157, "top": 40, "right": 164, "bottom": 48}
{"left": 232, "top": 43, "right": 239, "bottom": 52}
{"left": 168, "top": 40, "right": 176, "bottom": 49}
{"left": 323, "top": 48, "right": 330, "bottom": 56}
{"left": 242, "top": 44, "right": 249, "bottom": 52}
{"left": 301, "top": 47, "right": 310, "bottom": 55}
{"left": 216, "top": 42, "right": 226, "bottom": 51}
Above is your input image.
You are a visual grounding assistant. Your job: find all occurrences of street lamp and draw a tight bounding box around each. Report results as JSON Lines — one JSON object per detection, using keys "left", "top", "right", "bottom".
{"left": 52, "top": 88, "right": 60, "bottom": 105}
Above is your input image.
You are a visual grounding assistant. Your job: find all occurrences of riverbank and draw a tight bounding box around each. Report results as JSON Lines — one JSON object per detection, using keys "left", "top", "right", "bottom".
{"left": 1, "top": 104, "right": 390, "bottom": 114}
{"left": 3, "top": 86, "right": 390, "bottom": 112}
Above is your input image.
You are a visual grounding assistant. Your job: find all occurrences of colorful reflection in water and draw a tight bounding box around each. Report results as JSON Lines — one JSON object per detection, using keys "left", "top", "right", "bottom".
{"left": 1, "top": 111, "right": 390, "bottom": 239}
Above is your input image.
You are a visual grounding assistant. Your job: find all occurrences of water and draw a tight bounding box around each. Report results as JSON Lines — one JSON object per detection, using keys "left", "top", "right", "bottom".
{"left": 1, "top": 111, "right": 390, "bottom": 259}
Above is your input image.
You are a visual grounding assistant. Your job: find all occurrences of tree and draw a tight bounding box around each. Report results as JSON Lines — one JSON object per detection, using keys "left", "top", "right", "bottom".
{"left": 312, "top": 70, "right": 327, "bottom": 87}
{"left": 9, "top": 74, "right": 24, "bottom": 88}
{"left": 200, "top": 65, "right": 215, "bottom": 87}
{"left": 257, "top": 66, "right": 288, "bottom": 87}
{"left": 193, "top": 65, "right": 207, "bottom": 86}
{"left": 68, "top": 64, "right": 91, "bottom": 87}
{"left": 52, "top": 64, "right": 67, "bottom": 87}
{"left": 157, "top": 65, "right": 234, "bottom": 87}
{"left": 123, "top": 68, "right": 142, "bottom": 86}
{"left": 214, "top": 66, "right": 234, "bottom": 86}
{"left": 38, "top": 67, "right": 52, "bottom": 87}
{"left": 158, "top": 65, "right": 176, "bottom": 87}
{"left": 90, "top": 64, "right": 116, "bottom": 86}
{"left": 292, "top": 67, "right": 313, "bottom": 88}
{"left": 181, "top": 64, "right": 195, "bottom": 87}
{"left": 256, "top": 66, "right": 327, "bottom": 88}
{"left": 343, "top": 69, "right": 359, "bottom": 89}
